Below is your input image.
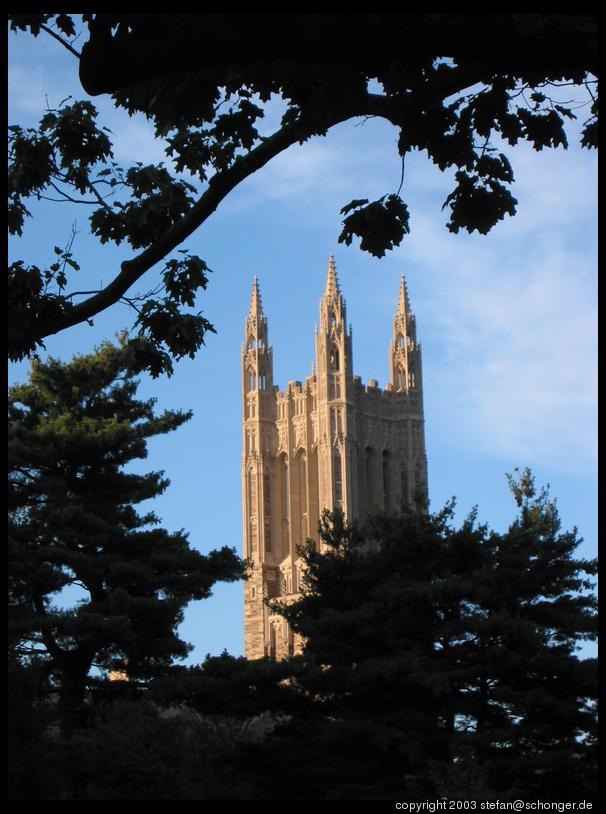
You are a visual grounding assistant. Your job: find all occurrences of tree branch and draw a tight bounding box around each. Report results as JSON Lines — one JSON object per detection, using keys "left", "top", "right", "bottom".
{"left": 41, "top": 22, "right": 81, "bottom": 58}
{"left": 42, "top": 63, "right": 487, "bottom": 341}
{"left": 42, "top": 116, "right": 346, "bottom": 337}
{"left": 32, "top": 593, "right": 64, "bottom": 661}
{"left": 47, "top": 179, "right": 100, "bottom": 205}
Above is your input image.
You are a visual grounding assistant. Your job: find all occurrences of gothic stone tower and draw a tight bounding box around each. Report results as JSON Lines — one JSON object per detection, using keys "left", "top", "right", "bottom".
{"left": 242, "top": 256, "right": 428, "bottom": 660}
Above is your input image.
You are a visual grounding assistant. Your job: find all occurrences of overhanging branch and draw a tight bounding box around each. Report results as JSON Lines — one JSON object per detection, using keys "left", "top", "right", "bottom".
{"left": 40, "top": 63, "right": 489, "bottom": 342}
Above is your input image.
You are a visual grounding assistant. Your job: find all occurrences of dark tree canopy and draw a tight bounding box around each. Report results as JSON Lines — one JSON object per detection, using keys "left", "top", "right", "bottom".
{"left": 256, "top": 472, "right": 598, "bottom": 800}
{"left": 7, "top": 465, "right": 597, "bottom": 800}
{"left": 8, "top": 14, "right": 597, "bottom": 374}
{"left": 8, "top": 336, "right": 245, "bottom": 730}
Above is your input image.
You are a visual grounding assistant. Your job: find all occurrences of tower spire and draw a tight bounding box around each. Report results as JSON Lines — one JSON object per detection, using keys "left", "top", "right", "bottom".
{"left": 397, "top": 272, "right": 411, "bottom": 316}
{"left": 319, "top": 253, "right": 348, "bottom": 337}
{"left": 324, "top": 253, "right": 341, "bottom": 299}
{"left": 248, "top": 275, "right": 264, "bottom": 318}
{"left": 245, "top": 276, "right": 269, "bottom": 352}
{"left": 389, "top": 270, "right": 418, "bottom": 392}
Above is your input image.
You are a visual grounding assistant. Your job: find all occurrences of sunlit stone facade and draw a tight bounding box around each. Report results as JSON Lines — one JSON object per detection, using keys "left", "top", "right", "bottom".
{"left": 242, "top": 256, "right": 427, "bottom": 659}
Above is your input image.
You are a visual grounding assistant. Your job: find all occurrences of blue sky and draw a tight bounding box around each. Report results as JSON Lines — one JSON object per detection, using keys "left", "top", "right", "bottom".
{"left": 9, "top": 26, "right": 597, "bottom": 662}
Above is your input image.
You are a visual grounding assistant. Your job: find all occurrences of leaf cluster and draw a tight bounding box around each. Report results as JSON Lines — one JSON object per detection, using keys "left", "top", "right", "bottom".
{"left": 339, "top": 195, "right": 410, "bottom": 258}
{"left": 8, "top": 99, "right": 216, "bottom": 373}
{"left": 90, "top": 164, "right": 196, "bottom": 249}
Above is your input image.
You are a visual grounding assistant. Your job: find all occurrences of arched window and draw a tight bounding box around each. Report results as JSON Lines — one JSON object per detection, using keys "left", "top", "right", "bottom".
{"left": 248, "top": 468, "right": 257, "bottom": 511}
{"left": 287, "top": 625, "right": 295, "bottom": 657}
{"left": 398, "top": 334, "right": 405, "bottom": 348}
{"left": 329, "top": 374, "right": 341, "bottom": 400}
{"left": 249, "top": 519, "right": 257, "bottom": 555}
{"left": 259, "top": 370, "right": 266, "bottom": 390}
{"left": 334, "top": 447, "right": 343, "bottom": 505}
{"left": 263, "top": 471, "right": 272, "bottom": 552}
{"left": 382, "top": 451, "right": 391, "bottom": 512}
{"left": 280, "top": 454, "right": 289, "bottom": 520}
{"left": 298, "top": 452, "right": 308, "bottom": 515}
{"left": 396, "top": 366, "right": 406, "bottom": 390}
{"left": 330, "top": 345, "right": 340, "bottom": 371}
{"left": 269, "top": 625, "right": 276, "bottom": 659}
{"left": 409, "top": 365, "right": 416, "bottom": 388}
{"left": 366, "top": 447, "right": 375, "bottom": 508}
{"left": 414, "top": 464, "right": 423, "bottom": 492}
{"left": 401, "top": 465, "right": 409, "bottom": 507}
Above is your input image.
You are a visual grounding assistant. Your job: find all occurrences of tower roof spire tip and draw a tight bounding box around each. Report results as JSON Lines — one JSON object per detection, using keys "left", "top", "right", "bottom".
{"left": 248, "top": 275, "right": 264, "bottom": 318}
{"left": 397, "top": 271, "right": 410, "bottom": 315}
{"left": 324, "top": 252, "right": 341, "bottom": 298}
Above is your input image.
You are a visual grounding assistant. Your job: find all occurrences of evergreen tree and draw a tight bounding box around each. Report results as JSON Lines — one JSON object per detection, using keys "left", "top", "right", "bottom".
{"left": 8, "top": 336, "right": 245, "bottom": 732}
{"left": 258, "top": 473, "right": 597, "bottom": 800}
{"left": 445, "top": 470, "right": 598, "bottom": 800}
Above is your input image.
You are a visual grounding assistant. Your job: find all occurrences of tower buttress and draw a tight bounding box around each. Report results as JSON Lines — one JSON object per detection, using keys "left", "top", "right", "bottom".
{"left": 315, "top": 254, "right": 354, "bottom": 519}
{"left": 243, "top": 276, "right": 273, "bottom": 398}
{"left": 389, "top": 273, "right": 420, "bottom": 393}
{"left": 242, "top": 278, "right": 277, "bottom": 659}
{"left": 387, "top": 272, "right": 427, "bottom": 509}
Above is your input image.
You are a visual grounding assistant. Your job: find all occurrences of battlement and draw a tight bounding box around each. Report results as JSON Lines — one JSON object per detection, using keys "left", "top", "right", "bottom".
{"left": 275, "top": 378, "right": 315, "bottom": 400}
{"left": 353, "top": 374, "right": 419, "bottom": 401}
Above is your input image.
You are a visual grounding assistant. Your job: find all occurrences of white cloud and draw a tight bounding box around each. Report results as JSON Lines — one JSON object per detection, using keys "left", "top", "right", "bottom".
{"left": 400, "top": 192, "right": 597, "bottom": 476}
{"left": 215, "top": 102, "right": 597, "bottom": 478}
{"left": 8, "top": 64, "right": 52, "bottom": 118}
{"left": 108, "top": 113, "right": 167, "bottom": 167}
{"left": 9, "top": 47, "right": 597, "bottom": 477}
{"left": 225, "top": 117, "right": 401, "bottom": 214}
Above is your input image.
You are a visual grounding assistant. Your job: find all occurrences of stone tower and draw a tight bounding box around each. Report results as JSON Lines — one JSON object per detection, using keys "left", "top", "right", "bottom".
{"left": 242, "top": 256, "right": 428, "bottom": 660}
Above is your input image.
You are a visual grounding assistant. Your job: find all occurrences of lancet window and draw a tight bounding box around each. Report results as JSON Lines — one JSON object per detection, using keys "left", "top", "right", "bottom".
{"left": 334, "top": 447, "right": 343, "bottom": 505}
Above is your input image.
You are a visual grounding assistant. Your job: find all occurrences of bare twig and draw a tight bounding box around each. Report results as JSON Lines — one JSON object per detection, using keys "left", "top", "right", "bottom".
{"left": 396, "top": 153, "right": 406, "bottom": 197}
{"left": 40, "top": 23, "right": 81, "bottom": 58}
{"left": 44, "top": 180, "right": 100, "bottom": 205}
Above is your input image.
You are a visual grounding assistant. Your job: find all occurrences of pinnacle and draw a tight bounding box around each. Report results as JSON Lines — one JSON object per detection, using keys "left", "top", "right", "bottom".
{"left": 396, "top": 272, "right": 411, "bottom": 316}
{"left": 324, "top": 253, "right": 341, "bottom": 299}
{"left": 248, "top": 275, "right": 264, "bottom": 318}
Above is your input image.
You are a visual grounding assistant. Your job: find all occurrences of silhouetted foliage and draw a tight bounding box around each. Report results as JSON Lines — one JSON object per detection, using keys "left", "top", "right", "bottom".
{"left": 8, "top": 656, "right": 65, "bottom": 799}
{"left": 148, "top": 651, "right": 309, "bottom": 719}
{"left": 8, "top": 469, "right": 596, "bottom": 800}
{"left": 8, "top": 14, "right": 597, "bottom": 372}
{"left": 51, "top": 699, "right": 259, "bottom": 800}
{"left": 246, "top": 470, "right": 597, "bottom": 800}
{"left": 8, "top": 336, "right": 245, "bottom": 733}
{"left": 8, "top": 652, "right": 305, "bottom": 800}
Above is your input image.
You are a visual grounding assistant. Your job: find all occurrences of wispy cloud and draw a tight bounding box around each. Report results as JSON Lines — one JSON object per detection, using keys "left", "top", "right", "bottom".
{"left": 9, "top": 46, "right": 597, "bottom": 476}
{"left": 226, "top": 117, "right": 401, "bottom": 215}
{"left": 8, "top": 64, "right": 53, "bottom": 118}
{"left": 398, "top": 147, "right": 597, "bottom": 476}
{"left": 108, "top": 114, "right": 168, "bottom": 167}
{"left": 219, "top": 107, "right": 597, "bottom": 477}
